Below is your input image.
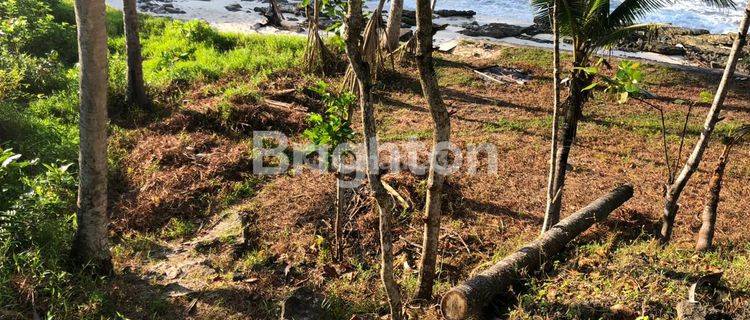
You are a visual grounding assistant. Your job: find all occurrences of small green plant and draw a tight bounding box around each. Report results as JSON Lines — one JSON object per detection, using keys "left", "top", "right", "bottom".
{"left": 162, "top": 218, "right": 198, "bottom": 239}
{"left": 303, "top": 80, "right": 356, "bottom": 169}
{"left": 302, "top": 0, "right": 348, "bottom": 35}
{"left": 580, "top": 60, "right": 651, "bottom": 103}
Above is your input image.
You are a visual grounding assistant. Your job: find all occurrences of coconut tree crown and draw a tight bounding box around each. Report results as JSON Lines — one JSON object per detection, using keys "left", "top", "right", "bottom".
{"left": 531, "top": 0, "right": 737, "bottom": 54}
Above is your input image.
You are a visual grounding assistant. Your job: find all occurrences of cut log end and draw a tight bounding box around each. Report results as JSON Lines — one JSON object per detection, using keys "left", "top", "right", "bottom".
{"left": 440, "top": 290, "right": 469, "bottom": 320}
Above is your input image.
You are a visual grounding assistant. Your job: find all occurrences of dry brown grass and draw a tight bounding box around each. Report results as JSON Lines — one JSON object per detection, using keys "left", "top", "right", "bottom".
{"left": 111, "top": 43, "right": 750, "bottom": 319}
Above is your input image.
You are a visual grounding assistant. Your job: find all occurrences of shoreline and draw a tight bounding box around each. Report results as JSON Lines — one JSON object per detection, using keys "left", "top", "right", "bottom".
{"left": 110, "top": 0, "right": 749, "bottom": 75}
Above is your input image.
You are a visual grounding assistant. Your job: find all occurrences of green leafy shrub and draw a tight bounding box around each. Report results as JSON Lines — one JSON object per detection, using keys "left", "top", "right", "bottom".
{"left": 0, "top": 0, "right": 76, "bottom": 99}
{"left": 303, "top": 81, "right": 356, "bottom": 169}
{"left": 0, "top": 150, "right": 78, "bottom": 315}
{"left": 0, "top": 0, "right": 77, "bottom": 61}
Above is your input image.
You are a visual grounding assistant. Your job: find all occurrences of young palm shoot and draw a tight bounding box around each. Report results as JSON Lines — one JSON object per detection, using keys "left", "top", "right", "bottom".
{"left": 303, "top": 81, "right": 356, "bottom": 261}
{"left": 696, "top": 125, "right": 750, "bottom": 252}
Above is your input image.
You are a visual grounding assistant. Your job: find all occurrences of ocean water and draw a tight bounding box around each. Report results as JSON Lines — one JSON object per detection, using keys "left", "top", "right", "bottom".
{"left": 398, "top": 0, "right": 748, "bottom": 34}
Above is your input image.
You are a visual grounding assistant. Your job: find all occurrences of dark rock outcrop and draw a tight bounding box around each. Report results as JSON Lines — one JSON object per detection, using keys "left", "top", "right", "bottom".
{"left": 435, "top": 9, "right": 476, "bottom": 18}
{"left": 402, "top": 9, "right": 416, "bottom": 26}
{"left": 225, "top": 3, "right": 242, "bottom": 11}
{"left": 617, "top": 26, "right": 749, "bottom": 73}
{"left": 459, "top": 22, "right": 525, "bottom": 38}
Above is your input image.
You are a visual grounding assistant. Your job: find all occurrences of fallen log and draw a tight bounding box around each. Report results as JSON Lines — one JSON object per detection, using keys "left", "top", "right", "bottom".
{"left": 440, "top": 184, "right": 634, "bottom": 320}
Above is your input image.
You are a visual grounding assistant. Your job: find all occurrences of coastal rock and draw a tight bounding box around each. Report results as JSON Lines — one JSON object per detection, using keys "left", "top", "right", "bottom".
{"left": 459, "top": 22, "right": 525, "bottom": 39}
{"left": 434, "top": 9, "right": 476, "bottom": 18}
{"left": 616, "top": 26, "right": 749, "bottom": 73}
{"left": 402, "top": 10, "right": 416, "bottom": 26}
{"left": 153, "top": 4, "right": 185, "bottom": 14}
{"left": 530, "top": 14, "right": 550, "bottom": 34}
{"left": 225, "top": 3, "right": 243, "bottom": 12}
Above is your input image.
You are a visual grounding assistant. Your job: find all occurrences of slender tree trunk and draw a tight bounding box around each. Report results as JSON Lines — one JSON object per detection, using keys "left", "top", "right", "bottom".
{"left": 122, "top": 0, "right": 149, "bottom": 108}
{"left": 384, "top": 0, "right": 404, "bottom": 52}
{"left": 542, "top": 0, "right": 561, "bottom": 234}
{"left": 344, "top": 0, "right": 402, "bottom": 318}
{"left": 545, "top": 44, "right": 591, "bottom": 227}
{"left": 72, "top": 0, "right": 112, "bottom": 274}
{"left": 696, "top": 145, "right": 730, "bottom": 252}
{"left": 334, "top": 161, "right": 345, "bottom": 261}
{"left": 413, "top": 0, "right": 451, "bottom": 301}
{"left": 267, "top": 0, "right": 285, "bottom": 27}
{"left": 660, "top": 4, "right": 750, "bottom": 244}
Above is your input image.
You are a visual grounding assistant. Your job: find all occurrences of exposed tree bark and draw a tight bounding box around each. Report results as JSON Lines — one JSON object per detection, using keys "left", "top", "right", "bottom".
{"left": 542, "top": 0, "right": 561, "bottom": 234}
{"left": 344, "top": 0, "right": 403, "bottom": 318}
{"left": 72, "top": 0, "right": 113, "bottom": 274}
{"left": 264, "top": 0, "right": 291, "bottom": 29}
{"left": 544, "top": 42, "right": 593, "bottom": 228}
{"left": 122, "top": 0, "right": 149, "bottom": 108}
{"left": 695, "top": 145, "right": 729, "bottom": 252}
{"left": 660, "top": 4, "right": 750, "bottom": 244}
{"left": 384, "top": 0, "right": 404, "bottom": 52}
{"left": 413, "top": 0, "right": 451, "bottom": 301}
{"left": 440, "top": 185, "right": 634, "bottom": 320}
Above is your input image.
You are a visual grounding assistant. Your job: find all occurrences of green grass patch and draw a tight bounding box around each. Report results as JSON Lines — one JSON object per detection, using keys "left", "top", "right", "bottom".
{"left": 484, "top": 116, "right": 552, "bottom": 134}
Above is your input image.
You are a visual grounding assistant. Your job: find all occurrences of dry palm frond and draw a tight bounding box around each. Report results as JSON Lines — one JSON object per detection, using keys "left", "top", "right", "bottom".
{"left": 390, "top": 34, "right": 417, "bottom": 67}
{"left": 342, "top": 0, "right": 387, "bottom": 95}
{"left": 302, "top": 0, "right": 334, "bottom": 75}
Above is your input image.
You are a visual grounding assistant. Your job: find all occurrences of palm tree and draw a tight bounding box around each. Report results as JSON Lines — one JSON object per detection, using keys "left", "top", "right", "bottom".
{"left": 123, "top": 0, "right": 150, "bottom": 108}
{"left": 532, "top": 0, "right": 735, "bottom": 230}
{"left": 72, "top": 0, "right": 113, "bottom": 274}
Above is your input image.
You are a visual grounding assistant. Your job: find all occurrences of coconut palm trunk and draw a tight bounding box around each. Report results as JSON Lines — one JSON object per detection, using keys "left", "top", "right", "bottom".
{"left": 542, "top": 0, "right": 562, "bottom": 233}
{"left": 72, "top": 0, "right": 112, "bottom": 274}
{"left": 122, "top": 0, "right": 149, "bottom": 108}
{"left": 384, "top": 0, "right": 404, "bottom": 52}
{"left": 344, "top": 0, "right": 403, "bottom": 318}
{"left": 413, "top": 0, "right": 451, "bottom": 301}
{"left": 661, "top": 3, "right": 750, "bottom": 244}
